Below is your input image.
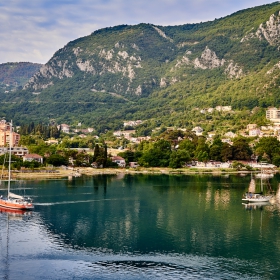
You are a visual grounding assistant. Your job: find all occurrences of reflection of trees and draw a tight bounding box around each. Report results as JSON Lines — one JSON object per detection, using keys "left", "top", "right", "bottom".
{"left": 40, "top": 174, "right": 280, "bottom": 264}
{"left": 92, "top": 174, "right": 120, "bottom": 195}
{"left": 92, "top": 174, "right": 108, "bottom": 188}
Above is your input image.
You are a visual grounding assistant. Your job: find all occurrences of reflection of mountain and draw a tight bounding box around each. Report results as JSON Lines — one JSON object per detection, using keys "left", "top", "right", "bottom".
{"left": 36, "top": 174, "right": 280, "bottom": 260}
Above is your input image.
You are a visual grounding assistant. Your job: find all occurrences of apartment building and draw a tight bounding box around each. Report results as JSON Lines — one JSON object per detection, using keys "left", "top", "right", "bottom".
{"left": 0, "top": 119, "right": 20, "bottom": 147}
{"left": 266, "top": 107, "right": 280, "bottom": 123}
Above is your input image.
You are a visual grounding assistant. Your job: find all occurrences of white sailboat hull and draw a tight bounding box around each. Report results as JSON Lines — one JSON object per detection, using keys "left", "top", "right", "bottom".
{"left": 242, "top": 194, "right": 272, "bottom": 203}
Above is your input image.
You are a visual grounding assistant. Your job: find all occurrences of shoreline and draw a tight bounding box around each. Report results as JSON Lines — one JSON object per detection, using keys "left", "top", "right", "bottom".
{"left": 4, "top": 166, "right": 277, "bottom": 180}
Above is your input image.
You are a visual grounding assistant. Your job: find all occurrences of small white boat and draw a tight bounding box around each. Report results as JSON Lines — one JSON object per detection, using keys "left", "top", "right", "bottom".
{"left": 242, "top": 169, "right": 273, "bottom": 203}
{"left": 242, "top": 192, "right": 272, "bottom": 203}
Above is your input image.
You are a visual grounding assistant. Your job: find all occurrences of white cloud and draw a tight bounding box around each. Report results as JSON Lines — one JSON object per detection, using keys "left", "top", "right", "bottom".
{"left": 0, "top": 0, "right": 275, "bottom": 64}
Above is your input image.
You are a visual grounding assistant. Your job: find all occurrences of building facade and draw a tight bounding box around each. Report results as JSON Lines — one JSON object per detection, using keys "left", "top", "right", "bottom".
{"left": 0, "top": 119, "right": 20, "bottom": 147}
{"left": 266, "top": 107, "right": 280, "bottom": 123}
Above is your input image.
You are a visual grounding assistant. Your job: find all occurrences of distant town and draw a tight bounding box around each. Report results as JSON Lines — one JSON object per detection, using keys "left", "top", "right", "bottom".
{"left": 1, "top": 106, "right": 280, "bottom": 170}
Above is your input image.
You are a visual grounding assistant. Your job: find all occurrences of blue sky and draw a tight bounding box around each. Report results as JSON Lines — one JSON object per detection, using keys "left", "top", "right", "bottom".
{"left": 0, "top": 0, "right": 276, "bottom": 64}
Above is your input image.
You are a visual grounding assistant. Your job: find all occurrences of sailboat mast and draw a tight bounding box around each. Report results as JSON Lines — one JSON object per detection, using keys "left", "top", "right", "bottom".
{"left": 261, "top": 162, "right": 263, "bottom": 193}
{"left": 7, "top": 120, "right": 12, "bottom": 199}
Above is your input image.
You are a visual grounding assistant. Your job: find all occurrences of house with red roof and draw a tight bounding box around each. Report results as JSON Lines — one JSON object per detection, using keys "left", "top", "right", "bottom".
{"left": 23, "top": 154, "right": 43, "bottom": 164}
{"left": 111, "top": 156, "right": 126, "bottom": 167}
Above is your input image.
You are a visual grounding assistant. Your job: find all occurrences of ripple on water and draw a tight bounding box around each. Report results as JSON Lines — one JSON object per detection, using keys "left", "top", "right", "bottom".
{"left": 80, "top": 257, "right": 261, "bottom": 280}
{"left": 2, "top": 246, "right": 263, "bottom": 280}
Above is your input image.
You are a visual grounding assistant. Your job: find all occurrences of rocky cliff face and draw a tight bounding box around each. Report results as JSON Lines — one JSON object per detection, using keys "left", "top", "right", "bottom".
{"left": 241, "top": 11, "right": 280, "bottom": 46}
{"left": 22, "top": 3, "right": 280, "bottom": 100}
{"left": 24, "top": 34, "right": 244, "bottom": 93}
{"left": 257, "top": 12, "right": 280, "bottom": 45}
{"left": 24, "top": 39, "right": 146, "bottom": 95}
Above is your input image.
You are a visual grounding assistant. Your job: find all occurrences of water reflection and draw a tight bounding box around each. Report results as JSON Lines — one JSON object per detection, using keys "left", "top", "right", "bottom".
{"left": 2, "top": 174, "right": 280, "bottom": 279}
{"left": 243, "top": 202, "right": 271, "bottom": 211}
{"left": 35, "top": 175, "right": 279, "bottom": 255}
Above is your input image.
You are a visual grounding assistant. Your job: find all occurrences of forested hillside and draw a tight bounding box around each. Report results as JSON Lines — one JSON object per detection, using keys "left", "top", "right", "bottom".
{"left": 0, "top": 62, "right": 42, "bottom": 89}
{"left": 1, "top": 2, "right": 280, "bottom": 132}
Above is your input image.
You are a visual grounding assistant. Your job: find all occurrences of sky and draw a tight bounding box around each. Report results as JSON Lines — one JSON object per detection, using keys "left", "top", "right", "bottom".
{"left": 0, "top": 0, "right": 276, "bottom": 64}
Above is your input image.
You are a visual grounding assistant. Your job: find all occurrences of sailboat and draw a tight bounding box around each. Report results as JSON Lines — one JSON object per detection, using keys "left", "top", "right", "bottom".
{"left": 242, "top": 168, "right": 273, "bottom": 203}
{"left": 0, "top": 120, "right": 34, "bottom": 210}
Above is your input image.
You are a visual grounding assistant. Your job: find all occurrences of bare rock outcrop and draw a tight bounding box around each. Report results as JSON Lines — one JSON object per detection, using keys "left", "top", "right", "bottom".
{"left": 24, "top": 56, "right": 74, "bottom": 90}
{"left": 241, "top": 12, "right": 280, "bottom": 46}
{"left": 194, "top": 47, "right": 225, "bottom": 69}
{"left": 224, "top": 61, "right": 243, "bottom": 78}
{"left": 257, "top": 12, "right": 280, "bottom": 45}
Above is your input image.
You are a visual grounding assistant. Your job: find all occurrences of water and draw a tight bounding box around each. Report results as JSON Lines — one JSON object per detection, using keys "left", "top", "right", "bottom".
{"left": 1, "top": 173, "right": 280, "bottom": 279}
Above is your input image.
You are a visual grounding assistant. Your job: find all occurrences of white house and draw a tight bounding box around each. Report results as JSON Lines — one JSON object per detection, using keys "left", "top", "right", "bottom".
{"left": 23, "top": 154, "right": 43, "bottom": 164}
{"left": 111, "top": 156, "right": 126, "bottom": 167}
{"left": 58, "top": 124, "right": 70, "bottom": 134}
{"left": 248, "top": 129, "right": 261, "bottom": 137}
{"left": 192, "top": 126, "right": 203, "bottom": 136}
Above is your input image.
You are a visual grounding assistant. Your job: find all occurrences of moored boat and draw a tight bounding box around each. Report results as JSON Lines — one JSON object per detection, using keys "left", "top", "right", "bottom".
{"left": 0, "top": 193, "right": 34, "bottom": 210}
{"left": 242, "top": 168, "right": 273, "bottom": 203}
{"left": 0, "top": 120, "right": 34, "bottom": 210}
{"left": 242, "top": 192, "right": 272, "bottom": 203}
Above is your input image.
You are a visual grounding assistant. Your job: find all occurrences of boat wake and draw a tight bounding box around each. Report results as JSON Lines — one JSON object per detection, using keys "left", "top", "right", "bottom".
{"left": 34, "top": 198, "right": 122, "bottom": 206}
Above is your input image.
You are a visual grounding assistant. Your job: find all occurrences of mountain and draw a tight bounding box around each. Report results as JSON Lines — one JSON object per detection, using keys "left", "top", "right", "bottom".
{"left": 0, "top": 62, "right": 42, "bottom": 89}
{"left": 1, "top": 2, "right": 280, "bottom": 133}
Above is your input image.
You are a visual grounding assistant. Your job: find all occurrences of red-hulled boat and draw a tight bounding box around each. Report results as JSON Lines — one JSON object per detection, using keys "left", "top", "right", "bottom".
{"left": 0, "top": 205, "right": 29, "bottom": 215}
{"left": 0, "top": 193, "right": 34, "bottom": 210}
{"left": 0, "top": 120, "right": 34, "bottom": 210}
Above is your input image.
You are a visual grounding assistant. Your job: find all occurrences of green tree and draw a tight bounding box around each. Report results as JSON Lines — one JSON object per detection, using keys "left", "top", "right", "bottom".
{"left": 232, "top": 137, "right": 252, "bottom": 160}
{"left": 197, "top": 151, "right": 209, "bottom": 165}
{"left": 178, "top": 139, "right": 196, "bottom": 158}
{"left": 195, "top": 137, "right": 209, "bottom": 160}
{"left": 209, "top": 137, "right": 223, "bottom": 161}
{"left": 272, "top": 155, "right": 280, "bottom": 167}
{"left": 138, "top": 139, "right": 171, "bottom": 167}
{"left": 103, "top": 144, "right": 108, "bottom": 167}
{"left": 28, "top": 142, "right": 50, "bottom": 156}
{"left": 255, "top": 136, "right": 280, "bottom": 163}
{"left": 19, "top": 135, "right": 36, "bottom": 146}
{"left": 46, "top": 154, "right": 68, "bottom": 166}
{"left": 220, "top": 143, "right": 233, "bottom": 162}
{"left": 93, "top": 144, "right": 100, "bottom": 161}
{"left": 169, "top": 150, "right": 191, "bottom": 168}
{"left": 23, "top": 160, "right": 41, "bottom": 169}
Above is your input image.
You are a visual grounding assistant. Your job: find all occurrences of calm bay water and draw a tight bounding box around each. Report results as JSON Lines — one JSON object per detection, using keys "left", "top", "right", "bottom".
{"left": 1, "top": 173, "right": 280, "bottom": 279}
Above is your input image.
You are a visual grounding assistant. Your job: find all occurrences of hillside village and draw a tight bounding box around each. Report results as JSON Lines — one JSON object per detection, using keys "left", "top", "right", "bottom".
{"left": 0, "top": 106, "right": 280, "bottom": 170}
{"left": 54, "top": 106, "right": 280, "bottom": 146}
